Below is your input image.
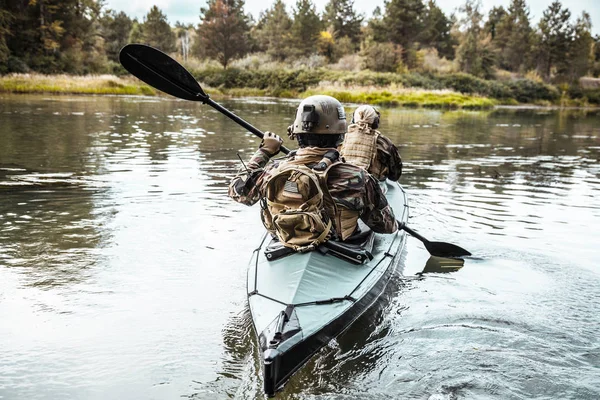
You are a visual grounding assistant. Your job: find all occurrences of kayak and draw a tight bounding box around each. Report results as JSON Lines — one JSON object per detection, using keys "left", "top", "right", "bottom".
{"left": 247, "top": 180, "right": 409, "bottom": 396}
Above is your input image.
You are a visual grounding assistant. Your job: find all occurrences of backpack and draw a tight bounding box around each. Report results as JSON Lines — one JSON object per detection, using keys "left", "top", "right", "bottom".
{"left": 261, "top": 162, "right": 338, "bottom": 252}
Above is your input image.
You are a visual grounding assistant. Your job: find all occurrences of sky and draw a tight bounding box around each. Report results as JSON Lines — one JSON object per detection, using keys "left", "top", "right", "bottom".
{"left": 104, "top": 0, "right": 600, "bottom": 35}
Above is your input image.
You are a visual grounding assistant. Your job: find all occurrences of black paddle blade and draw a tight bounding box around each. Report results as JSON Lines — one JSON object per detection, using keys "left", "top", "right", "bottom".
{"left": 424, "top": 241, "right": 471, "bottom": 258}
{"left": 119, "top": 44, "right": 207, "bottom": 101}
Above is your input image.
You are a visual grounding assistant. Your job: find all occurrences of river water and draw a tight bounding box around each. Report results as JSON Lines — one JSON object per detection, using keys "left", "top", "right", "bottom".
{"left": 0, "top": 94, "right": 599, "bottom": 400}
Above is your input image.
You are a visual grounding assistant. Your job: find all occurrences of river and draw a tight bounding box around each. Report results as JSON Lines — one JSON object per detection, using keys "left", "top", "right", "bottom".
{"left": 0, "top": 94, "right": 599, "bottom": 399}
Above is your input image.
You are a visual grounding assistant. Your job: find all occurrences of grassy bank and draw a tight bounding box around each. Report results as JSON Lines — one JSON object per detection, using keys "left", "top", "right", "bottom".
{"left": 1, "top": 71, "right": 598, "bottom": 109}
{"left": 0, "top": 74, "right": 156, "bottom": 96}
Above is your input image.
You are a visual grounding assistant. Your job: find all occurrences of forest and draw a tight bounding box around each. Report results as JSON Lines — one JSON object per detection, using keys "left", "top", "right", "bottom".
{"left": 1, "top": 0, "right": 599, "bottom": 105}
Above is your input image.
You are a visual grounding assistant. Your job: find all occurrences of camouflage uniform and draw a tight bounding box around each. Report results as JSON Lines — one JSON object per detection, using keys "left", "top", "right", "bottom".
{"left": 370, "top": 133, "right": 403, "bottom": 182}
{"left": 229, "top": 147, "right": 398, "bottom": 237}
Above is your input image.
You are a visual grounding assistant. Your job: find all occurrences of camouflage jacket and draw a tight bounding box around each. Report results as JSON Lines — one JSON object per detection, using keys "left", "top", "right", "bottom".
{"left": 229, "top": 147, "right": 397, "bottom": 235}
{"left": 371, "top": 133, "right": 403, "bottom": 182}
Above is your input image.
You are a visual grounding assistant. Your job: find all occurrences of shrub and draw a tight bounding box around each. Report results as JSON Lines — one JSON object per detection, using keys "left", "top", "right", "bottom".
{"left": 360, "top": 41, "right": 402, "bottom": 73}
{"left": 329, "top": 54, "right": 361, "bottom": 71}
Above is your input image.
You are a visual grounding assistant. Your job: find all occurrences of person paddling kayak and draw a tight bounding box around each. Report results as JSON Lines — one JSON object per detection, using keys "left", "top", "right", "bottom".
{"left": 341, "top": 105, "right": 403, "bottom": 182}
{"left": 229, "top": 95, "right": 397, "bottom": 249}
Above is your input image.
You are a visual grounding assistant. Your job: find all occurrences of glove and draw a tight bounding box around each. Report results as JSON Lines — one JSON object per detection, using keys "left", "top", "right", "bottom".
{"left": 260, "top": 131, "right": 283, "bottom": 156}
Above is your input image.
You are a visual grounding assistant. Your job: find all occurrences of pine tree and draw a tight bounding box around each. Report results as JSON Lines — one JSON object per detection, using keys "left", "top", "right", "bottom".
{"left": 483, "top": 6, "right": 506, "bottom": 41}
{"left": 129, "top": 21, "right": 144, "bottom": 43}
{"left": 567, "top": 12, "right": 594, "bottom": 81}
{"left": 101, "top": 10, "right": 133, "bottom": 62}
{"left": 196, "top": 0, "right": 251, "bottom": 68}
{"left": 379, "top": 0, "right": 426, "bottom": 64}
{"left": 0, "top": 9, "right": 13, "bottom": 67}
{"left": 456, "top": 0, "right": 495, "bottom": 78}
{"left": 140, "top": 6, "right": 176, "bottom": 53}
{"left": 502, "top": 0, "right": 533, "bottom": 72}
{"left": 291, "top": 0, "right": 322, "bottom": 57}
{"left": 421, "top": 0, "right": 455, "bottom": 59}
{"left": 253, "top": 0, "right": 293, "bottom": 60}
{"left": 536, "top": 1, "right": 573, "bottom": 81}
{"left": 322, "top": 0, "right": 363, "bottom": 44}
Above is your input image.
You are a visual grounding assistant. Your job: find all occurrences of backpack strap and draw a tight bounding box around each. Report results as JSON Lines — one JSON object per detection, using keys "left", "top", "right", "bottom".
{"left": 314, "top": 160, "right": 343, "bottom": 239}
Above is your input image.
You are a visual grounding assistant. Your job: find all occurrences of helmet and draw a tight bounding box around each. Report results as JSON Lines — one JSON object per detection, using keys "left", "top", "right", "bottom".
{"left": 351, "top": 105, "right": 380, "bottom": 129}
{"left": 291, "top": 95, "right": 347, "bottom": 135}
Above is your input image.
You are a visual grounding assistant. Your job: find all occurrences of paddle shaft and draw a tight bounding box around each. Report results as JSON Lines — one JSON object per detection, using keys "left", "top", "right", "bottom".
{"left": 124, "top": 50, "right": 290, "bottom": 155}
{"left": 204, "top": 98, "right": 290, "bottom": 155}
{"left": 398, "top": 222, "right": 429, "bottom": 244}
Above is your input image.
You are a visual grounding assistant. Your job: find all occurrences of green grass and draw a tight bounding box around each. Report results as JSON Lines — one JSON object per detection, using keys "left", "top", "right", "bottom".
{"left": 0, "top": 74, "right": 155, "bottom": 96}
{"left": 304, "top": 87, "right": 496, "bottom": 110}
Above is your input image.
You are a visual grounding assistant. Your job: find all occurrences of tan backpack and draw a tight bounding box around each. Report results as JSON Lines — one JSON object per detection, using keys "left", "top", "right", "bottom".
{"left": 261, "top": 163, "right": 338, "bottom": 252}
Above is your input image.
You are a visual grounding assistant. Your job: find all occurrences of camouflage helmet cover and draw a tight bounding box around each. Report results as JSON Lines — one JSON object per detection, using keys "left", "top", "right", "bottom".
{"left": 291, "top": 95, "right": 347, "bottom": 135}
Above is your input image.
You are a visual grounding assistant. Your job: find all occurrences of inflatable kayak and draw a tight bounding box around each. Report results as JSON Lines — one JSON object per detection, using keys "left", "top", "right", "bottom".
{"left": 247, "top": 180, "right": 409, "bottom": 397}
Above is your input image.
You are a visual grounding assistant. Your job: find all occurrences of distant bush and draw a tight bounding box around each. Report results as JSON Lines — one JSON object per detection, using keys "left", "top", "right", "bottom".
{"left": 360, "top": 41, "right": 403, "bottom": 72}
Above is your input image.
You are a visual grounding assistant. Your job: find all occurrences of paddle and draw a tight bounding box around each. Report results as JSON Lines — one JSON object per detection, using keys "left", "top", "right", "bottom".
{"left": 398, "top": 221, "right": 471, "bottom": 258}
{"left": 118, "top": 43, "right": 291, "bottom": 155}
{"left": 120, "top": 44, "right": 471, "bottom": 257}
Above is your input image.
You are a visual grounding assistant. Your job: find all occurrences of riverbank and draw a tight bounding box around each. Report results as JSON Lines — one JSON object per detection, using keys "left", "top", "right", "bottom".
{"left": 0, "top": 74, "right": 156, "bottom": 96}
{"left": 1, "top": 72, "right": 598, "bottom": 110}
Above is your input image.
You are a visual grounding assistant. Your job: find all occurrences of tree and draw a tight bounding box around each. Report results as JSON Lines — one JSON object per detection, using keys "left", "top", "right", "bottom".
{"left": 0, "top": 9, "right": 13, "bottom": 67}
{"left": 499, "top": 0, "right": 533, "bottom": 72}
{"left": 483, "top": 6, "right": 506, "bottom": 41}
{"left": 421, "top": 0, "right": 455, "bottom": 59}
{"left": 291, "top": 0, "right": 322, "bottom": 57}
{"left": 322, "top": 0, "right": 363, "bottom": 44}
{"left": 196, "top": 0, "right": 251, "bottom": 68}
{"left": 594, "top": 35, "right": 600, "bottom": 77}
{"left": 456, "top": 0, "right": 495, "bottom": 78}
{"left": 253, "top": 0, "right": 294, "bottom": 60}
{"left": 129, "top": 20, "right": 143, "bottom": 43}
{"left": 139, "top": 6, "right": 176, "bottom": 52}
{"left": 379, "top": 0, "right": 426, "bottom": 63}
{"left": 567, "top": 12, "right": 594, "bottom": 81}
{"left": 360, "top": 40, "right": 402, "bottom": 72}
{"left": 101, "top": 10, "right": 133, "bottom": 62}
{"left": 536, "top": 1, "right": 573, "bottom": 81}
{"left": 174, "top": 22, "right": 194, "bottom": 62}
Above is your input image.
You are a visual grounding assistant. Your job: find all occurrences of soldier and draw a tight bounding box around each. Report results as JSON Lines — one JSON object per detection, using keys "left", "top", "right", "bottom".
{"left": 229, "top": 95, "right": 397, "bottom": 249}
{"left": 340, "top": 105, "right": 402, "bottom": 182}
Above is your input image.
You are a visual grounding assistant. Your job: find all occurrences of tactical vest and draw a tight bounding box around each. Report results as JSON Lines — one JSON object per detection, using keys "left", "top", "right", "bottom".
{"left": 341, "top": 124, "right": 379, "bottom": 170}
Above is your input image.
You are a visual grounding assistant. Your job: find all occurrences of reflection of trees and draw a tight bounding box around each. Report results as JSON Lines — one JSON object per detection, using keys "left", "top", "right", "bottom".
{"left": 0, "top": 176, "right": 109, "bottom": 288}
{"left": 0, "top": 96, "right": 113, "bottom": 288}
{"left": 387, "top": 108, "right": 600, "bottom": 191}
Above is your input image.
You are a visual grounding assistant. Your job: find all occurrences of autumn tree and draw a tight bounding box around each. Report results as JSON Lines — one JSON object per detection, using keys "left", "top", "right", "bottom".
{"left": 196, "top": 0, "right": 251, "bottom": 68}
{"left": 253, "top": 0, "right": 294, "bottom": 60}
{"left": 291, "top": 0, "right": 322, "bottom": 57}
{"left": 322, "top": 0, "right": 363, "bottom": 45}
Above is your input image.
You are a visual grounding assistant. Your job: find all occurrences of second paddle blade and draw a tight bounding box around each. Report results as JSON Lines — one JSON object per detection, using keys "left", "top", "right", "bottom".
{"left": 119, "top": 44, "right": 206, "bottom": 101}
